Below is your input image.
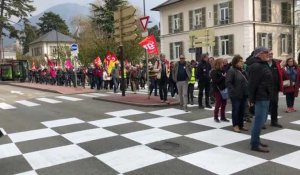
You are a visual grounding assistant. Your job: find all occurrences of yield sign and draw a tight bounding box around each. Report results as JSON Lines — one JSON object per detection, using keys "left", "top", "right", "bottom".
{"left": 140, "top": 16, "right": 150, "bottom": 31}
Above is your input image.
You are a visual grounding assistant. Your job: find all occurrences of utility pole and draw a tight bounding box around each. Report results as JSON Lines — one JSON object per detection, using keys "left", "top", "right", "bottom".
{"left": 143, "top": 0, "right": 150, "bottom": 99}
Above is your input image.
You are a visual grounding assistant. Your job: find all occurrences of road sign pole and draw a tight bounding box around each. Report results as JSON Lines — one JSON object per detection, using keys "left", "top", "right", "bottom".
{"left": 119, "top": 46, "right": 126, "bottom": 96}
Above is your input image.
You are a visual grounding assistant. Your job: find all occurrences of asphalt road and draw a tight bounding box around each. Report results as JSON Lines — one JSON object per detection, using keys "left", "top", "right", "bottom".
{"left": 0, "top": 84, "right": 300, "bottom": 175}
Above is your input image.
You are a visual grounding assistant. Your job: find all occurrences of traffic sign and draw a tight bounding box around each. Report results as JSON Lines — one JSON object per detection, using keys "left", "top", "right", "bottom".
{"left": 140, "top": 16, "right": 149, "bottom": 31}
{"left": 70, "top": 43, "right": 78, "bottom": 51}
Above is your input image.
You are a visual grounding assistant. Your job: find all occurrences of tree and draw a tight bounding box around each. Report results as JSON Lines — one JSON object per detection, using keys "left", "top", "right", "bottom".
{"left": 0, "top": 0, "right": 35, "bottom": 39}
{"left": 20, "top": 23, "right": 37, "bottom": 54}
{"left": 37, "top": 12, "right": 70, "bottom": 35}
{"left": 148, "top": 25, "right": 160, "bottom": 42}
{"left": 90, "top": 0, "right": 126, "bottom": 37}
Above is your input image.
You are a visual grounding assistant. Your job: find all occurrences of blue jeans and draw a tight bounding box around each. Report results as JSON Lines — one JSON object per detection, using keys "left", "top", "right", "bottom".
{"left": 251, "top": 100, "right": 270, "bottom": 148}
{"left": 113, "top": 77, "right": 119, "bottom": 93}
{"left": 231, "top": 97, "right": 247, "bottom": 128}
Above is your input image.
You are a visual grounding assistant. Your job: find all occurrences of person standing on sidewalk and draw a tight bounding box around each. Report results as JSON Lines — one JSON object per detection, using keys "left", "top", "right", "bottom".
{"left": 226, "top": 55, "right": 248, "bottom": 132}
{"left": 196, "top": 54, "right": 212, "bottom": 109}
{"left": 172, "top": 55, "right": 191, "bottom": 112}
{"left": 188, "top": 60, "right": 196, "bottom": 105}
{"left": 154, "top": 53, "right": 170, "bottom": 103}
{"left": 282, "top": 58, "right": 300, "bottom": 113}
{"left": 267, "top": 51, "right": 284, "bottom": 128}
{"left": 247, "top": 47, "right": 273, "bottom": 153}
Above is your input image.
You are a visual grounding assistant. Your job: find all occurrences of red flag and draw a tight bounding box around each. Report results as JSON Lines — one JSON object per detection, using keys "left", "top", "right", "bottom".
{"left": 104, "top": 51, "right": 111, "bottom": 66}
{"left": 139, "top": 35, "right": 159, "bottom": 55}
{"left": 31, "top": 62, "right": 36, "bottom": 70}
{"left": 64, "top": 59, "right": 73, "bottom": 69}
{"left": 111, "top": 52, "right": 118, "bottom": 62}
{"left": 94, "top": 56, "right": 101, "bottom": 66}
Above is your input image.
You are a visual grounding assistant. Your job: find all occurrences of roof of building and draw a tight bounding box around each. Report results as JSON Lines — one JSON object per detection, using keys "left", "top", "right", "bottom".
{"left": 30, "top": 30, "right": 75, "bottom": 45}
{"left": 151, "top": 0, "right": 183, "bottom": 11}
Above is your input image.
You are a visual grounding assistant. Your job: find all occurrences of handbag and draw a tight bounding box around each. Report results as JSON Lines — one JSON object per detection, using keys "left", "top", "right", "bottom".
{"left": 283, "top": 80, "right": 290, "bottom": 87}
{"left": 218, "top": 87, "right": 229, "bottom": 100}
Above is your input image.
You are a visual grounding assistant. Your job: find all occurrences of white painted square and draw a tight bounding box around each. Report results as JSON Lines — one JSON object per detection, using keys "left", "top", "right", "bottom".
{"left": 89, "top": 93, "right": 108, "bottom": 97}
{"left": 137, "top": 117, "right": 186, "bottom": 128}
{"left": 106, "top": 109, "right": 145, "bottom": 117}
{"left": 187, "top": 104, "right": 198, "bottom": 108}
{"left": 77, "top": 93, "right": 99, "bottom": 98}
{"left": 0, "top": 103, "right": 16, "bottom": 109}
{"left": 55, "top": 96, "right": 83, "bottom": 101}
{"left": 36, "top": 98, "right": 62, "bottom": 104}
{"left": 204, "top": 106, "right": 215, "bottom": 111}
{"left": 272, "top": 150, "right": 300, "bottom": 170}
{"left": 179, "top": 147, "right": 267, "bottom": 175}
{"left": 291, "top": 120, "right": 300, "bottom": 125}
{"left": 15, "top": 170, "right": 38, "bottom": 175}
{"left": 16, "top": 100, "right": 40, "bottom": 107}
{"left": 122, "top": 128, "right": 180, "bottom": 144}
{"left": 186, "top": 129, "right": 250, "bottom": 146}
{"left": 191, "top": 117, "right": 232, "bottom": 129}
{"left": 0, "top": 143, "right": 21, "bottom": 159}
{"left": 261, "top": 129, "right": 300, "bottom": 147}
{"left": 8, "top": 128, "right": 59, "bottom": 143}
{"left": 62, "top": 128, "right": 117, "bottom": 144}
{"left": 42, "top": 118, "right": 85, "bottom": 128}
{"left": 148, "top": 108, "right": 188, "bottom": 117}
{"left": 96, "top": 145, "right": 174, "bottom": 173}
{"left": 89, "top": 118, "right": 133, "bottom": 128}
{"left": 23, "top": 145, "right": 92, "bottom": 170}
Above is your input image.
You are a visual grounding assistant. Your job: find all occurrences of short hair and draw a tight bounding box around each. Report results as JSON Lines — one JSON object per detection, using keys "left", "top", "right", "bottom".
{"left": 213, "top": 58, "right": 224, "bottom": 70}
{"left": 231, "top": 55, "right": 243, "bottom": 68}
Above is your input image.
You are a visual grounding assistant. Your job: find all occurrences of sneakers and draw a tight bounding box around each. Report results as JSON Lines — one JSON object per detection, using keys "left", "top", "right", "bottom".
{"left": 240, "top": 127, "right": 249, "bottom": 131}
{"left": 286, "top": 107, "right": 293, "bottom": 113}
{"left": 206, "top": 105, "right": 212, "bottom": 109}
{"left": 233, "top": 126, "right": 241, "bottom": 133}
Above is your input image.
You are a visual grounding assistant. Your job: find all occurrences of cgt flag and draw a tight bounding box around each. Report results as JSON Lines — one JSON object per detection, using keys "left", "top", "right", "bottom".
{"left": 139, "top": 35, "right": 159, "bottom": 55}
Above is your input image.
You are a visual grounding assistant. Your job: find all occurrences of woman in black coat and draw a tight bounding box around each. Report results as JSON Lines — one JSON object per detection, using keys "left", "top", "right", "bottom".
{"left": 226, "top": 55, "right": 249, "bottom": 133}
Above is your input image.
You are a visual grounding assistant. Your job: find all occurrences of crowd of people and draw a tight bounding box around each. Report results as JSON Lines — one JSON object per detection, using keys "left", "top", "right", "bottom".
{"left": 27, "top": 47, "right": 300, "bottom": 153}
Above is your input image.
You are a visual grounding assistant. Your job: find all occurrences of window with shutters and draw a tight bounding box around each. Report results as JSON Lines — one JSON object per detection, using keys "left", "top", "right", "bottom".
{"left": 34, "top": 47, "right": 42, "bottom": 56}
{"left": 257, "top": 33, "right": 272, "bottom": 49}
{"left": 170, "top": 42, "right": 184, "bottom": 60}
{"left": 50, "top": 46, "right": 57, "bottom": 55}
{"left": 213, "top": 1, "right": 233, "bottom": 26}
{"left": 169, "top": 13, "right": 183, "bottom": 34}
{"left": 214, "top": 35, "right": 234, "bottom": 56}
{"left": 281, "top": 2, "right": 291, "bottom": 24}
{"left": 280, "top": 34, "right": 292, "bottom": 54}
{"left": 189, "top": 8, "right": 206, "bottom": 30}
{"left": 261, "top": 0, "right": 271, "bottom": 22}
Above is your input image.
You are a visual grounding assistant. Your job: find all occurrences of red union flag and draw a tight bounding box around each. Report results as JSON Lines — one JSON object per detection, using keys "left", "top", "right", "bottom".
{"left": 139, "top": 35, "right": 159, "bottom": 55}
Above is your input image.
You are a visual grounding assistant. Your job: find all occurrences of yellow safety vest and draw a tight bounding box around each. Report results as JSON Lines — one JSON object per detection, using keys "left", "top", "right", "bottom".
{"left": 124, "top": 68, "right": 127, "bottom": 78}
{"left": 188, "top": 67, "right": 195, "bottom": 84}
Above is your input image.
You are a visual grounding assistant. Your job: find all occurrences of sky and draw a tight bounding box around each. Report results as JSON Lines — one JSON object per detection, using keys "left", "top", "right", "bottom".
{"left": 32, "top": 0, "right": 162, "bottom": 22}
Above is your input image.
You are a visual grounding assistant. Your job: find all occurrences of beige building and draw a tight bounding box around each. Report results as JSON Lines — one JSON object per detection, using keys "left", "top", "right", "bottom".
{"left": 29, "top": 30, "right": 75, "bottom": 60}
{"left": 152, "top": 0, "right": 295, "bottom": 61}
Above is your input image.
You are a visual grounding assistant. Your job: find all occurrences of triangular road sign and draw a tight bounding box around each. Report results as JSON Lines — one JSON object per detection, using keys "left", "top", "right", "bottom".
{"left": 140, "top": 16, "right": 150, "bottom": 31}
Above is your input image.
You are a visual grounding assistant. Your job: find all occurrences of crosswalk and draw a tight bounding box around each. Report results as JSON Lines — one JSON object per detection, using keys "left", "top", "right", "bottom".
{"left": 0, "top": 94, "right": 105, "bottom": 110}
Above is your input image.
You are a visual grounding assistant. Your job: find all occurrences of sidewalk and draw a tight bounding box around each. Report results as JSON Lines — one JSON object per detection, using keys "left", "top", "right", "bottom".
{"left": 4, "top": 82, "right": 95, "bottom": 95}
{"left": 4, "top": 82, "right": 180, "bottom": 107}
{"left": 93, "top": 92, "right": 179, "bottom": 107}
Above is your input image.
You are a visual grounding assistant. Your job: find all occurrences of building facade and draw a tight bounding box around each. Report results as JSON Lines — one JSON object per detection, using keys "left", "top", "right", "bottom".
{"left": 153, "top": 0, "right": 295, "bottom": 61}
{"left": 29, "top": 30, "right": 75, "bottom": 60}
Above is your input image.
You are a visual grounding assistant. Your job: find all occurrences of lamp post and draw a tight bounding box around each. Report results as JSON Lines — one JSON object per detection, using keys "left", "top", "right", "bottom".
{"left": 143, "top": 0, "right": 150, "bottom": 99}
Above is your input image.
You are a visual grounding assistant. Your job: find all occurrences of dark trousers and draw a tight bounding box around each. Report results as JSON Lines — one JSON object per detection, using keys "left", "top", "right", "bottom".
{"left": 214, "top": 91, "right": 227, "bottom": 119}
{"left": 198, "top": 81, "right": 210, "bottom": 106}
{"left": 168, "top": 81, "right": 178, "bottom": 97}
{"left": 269, "top": 92, "right": 279, "bottom": 124}
{"left": 96, "top": 77, "right": 103, "bottom": 90}
{"left": 231, "top": 97, "right": 247, "bottom": 128}
{"left": 286, "top": 93, "right": 295, "bottom": 108}
{"left": 188, "top": 83, "right": 195, "bottom": 104}
{"left": 158, "top": 78, "right": 168, "bottom": 101}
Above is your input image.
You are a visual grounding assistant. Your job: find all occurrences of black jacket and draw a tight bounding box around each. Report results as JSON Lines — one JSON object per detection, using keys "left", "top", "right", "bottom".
{"left": 247, "top": 57, "right": 273, "bottom": 103}
{"left": 196, "top": 60, "right": 211, "bottom": 82}
{"left": 210, "top": 69, "right": 226, "bottom": 91}
{"left": 226, "top": 67, "right": 248, "bottom": 99}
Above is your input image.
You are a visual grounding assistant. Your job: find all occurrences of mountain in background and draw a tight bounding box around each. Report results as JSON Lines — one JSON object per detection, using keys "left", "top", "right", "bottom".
{"left": 4, "top": 3, "right": 90, "bottom": 46}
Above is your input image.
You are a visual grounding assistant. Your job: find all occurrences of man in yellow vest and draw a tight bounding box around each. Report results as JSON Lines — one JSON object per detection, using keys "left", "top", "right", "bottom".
{"left": 188, "top": 60, "right": 196, "bottom": 105}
